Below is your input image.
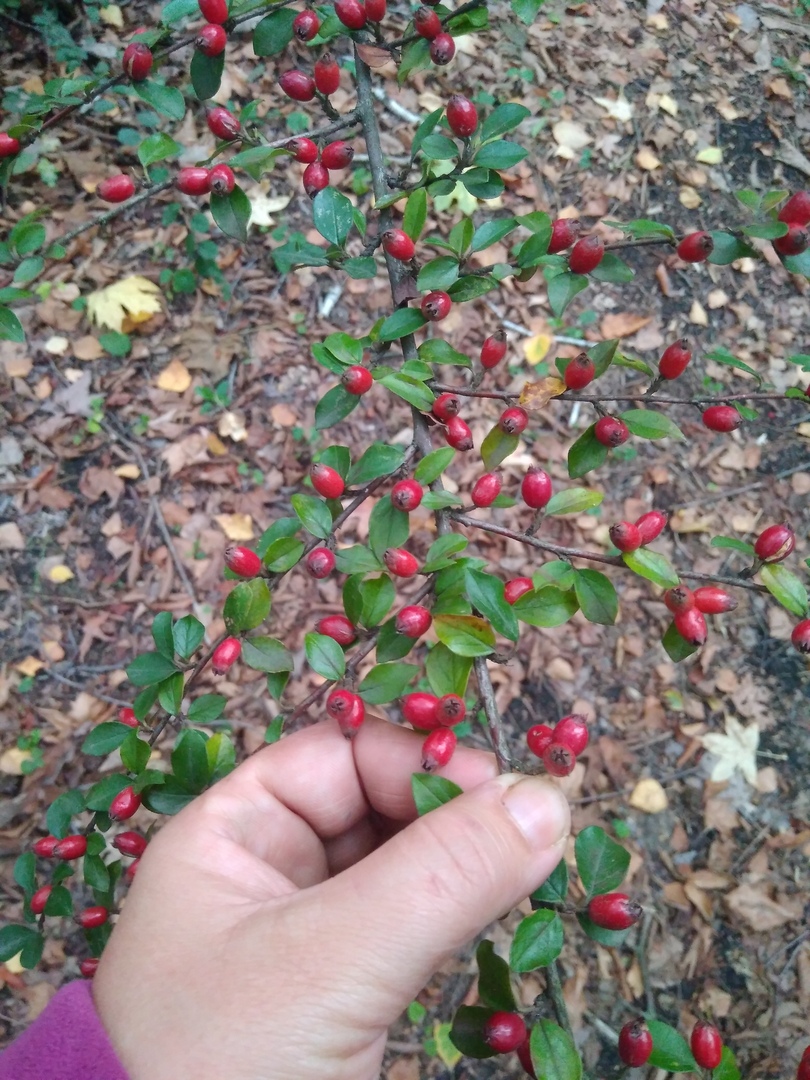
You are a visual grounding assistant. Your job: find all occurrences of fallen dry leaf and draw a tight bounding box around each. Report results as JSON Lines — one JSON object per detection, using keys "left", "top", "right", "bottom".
{"left": 44, "top": 335, "right": 70, "bottom": 355}
{"left": 271, "top": 403, "right": 297, "bottom": 427}
{"left": 46, "top": 564, "right": 75, "bottom": 584}
{"left": 636, "top": 147, "right": 661, "bottom": 171}
{"left": 87, "top": 275, "right": 162, "bottom": 332}
{"left": 628, "top": 777, "right": 669, "bottom": 813}
{"left": 725, "top": 883, "right": 802, "bottom": 931}
{"left": 592, "top": 94, "right": 633, "bottom": 122}
{"left": 600, "top": 313, "right": 651, "bottom": 339}
{"left": 695, "top": 146, "right": 723, "bottom": 165}
{"left": 552, "top": 120, "right": 591, "bottom": 157}
{"left": 523, "top": 333, "right": 553, "bottom": 365}
{"left": 99, "top": 3, "right": 123, "bottom": 27}
{"left": 218, "top": 410, "right": 248, "bottom": 441}
{"left": 16, "top": 656, "right": 45, "bottom": 677}
{"left": 156, "top": 358, "right": 192, "bottom": 393}
{"left": 520, "top": 376, "right": 566, "bottom": 411}
{"left": 0, "top": 747, "right": 33, "bottom": 775}
{"left": 0, "top": 522, "right": 25, "bottom": 550}
{"left": 699, "top": 715, "right": 759, "bottom": 786}
{"left": 114, "top": 463, "right": 141, "bottom": 479}
{"left": 215, "top": 513, "right": 254, "bottom": 540}
{"left": 73, "top": 335, "right": 104, "bottom": 361}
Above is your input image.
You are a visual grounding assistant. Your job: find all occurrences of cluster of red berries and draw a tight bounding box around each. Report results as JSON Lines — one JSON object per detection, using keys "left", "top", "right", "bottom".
{"left": 617, "top": 1017, "right": 723, "bottom": 1070}
{"left": 665, "top": 583, "right": 737, "bottom": 647}
{"left": 121, "top": 0, "right": 232, "bottom": 90}
{"left": 413, "top": 6, "right": 455, "bottom": 65}
{"left": 608, "top": 509, "right": 668, "bottom": 553}
{"left": 333, "top": 0, "right": 387, "bottom": 31}
{"left": 286, "top": 135, "right": 354, "bottom": 199}
{"left": 279, "top": 53, "right": 342, "bottom": 103}
{"left": 401, "top": 691, "right": 466, "bottom": 769}
{"left": 526, "top": 713, "right": 589, "bottom": 777}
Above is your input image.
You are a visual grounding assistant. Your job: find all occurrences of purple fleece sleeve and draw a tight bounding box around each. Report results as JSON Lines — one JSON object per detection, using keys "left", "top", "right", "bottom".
{"left": 0, "top": 979, "right": 129, "bottom": 1080}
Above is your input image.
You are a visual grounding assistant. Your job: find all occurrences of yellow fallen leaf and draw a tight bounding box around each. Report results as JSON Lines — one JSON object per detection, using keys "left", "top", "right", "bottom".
{"left": 114, "top": 463, "right": 141, "bottom": 479}
{"left": 156, "top": 358, "right": 192, "bottom": 393}
{"left": 716, "top": 100, "right": 740, "bottom": 121}
{"left": 592, "top": 94, "right": 633, "bottom": 122}
{"left": 206, "top": 432, "right": 229, "bottom": 456}
{"left": 0, "top": 747, "right": 32, "bottom": 775}
{"left": 636, "top": 147, "right": 661, "bottom": 171}
{"left": 218, "top": 410, "right": 248, "bottom": 442}
{"left": 629, "top": 777, "right": 669, "bottom": 813}
{"left": 16, "top": 656, "right": 45, "bottom": 677}
{"left": 87, "top": 275, "right": 163, "bottom": 332}
{"left": 696, "top": 146, "right": 723, "bottom": 165}
{"left": 44, "top": 335, "right": 69, "bottom": 355}
{"left": 41, "top": 640, "right": 66, "bottom": 662}
{"left": 679, "top": 186, "right": 702, "bottom": 209}
{"left": 520, "top": 376, "right": 566, "bottom": 411}
{"left": 99, "top": 3, "right": 123, "bottom": 27}
{"left": 47, "top": 564, "right": 75, "bottom": 583}
{"left": 689, "top": 300, "right": 709, "bottom": 326}
{"left": 215, "top": 513, "right": 254, "bottom": 540}
{"left": 523, "top": 333, "right": 553, "bottom": 365}
{"left": 552, "top": 120, "right": 592, "bottom": 154}
{"left": 659, "top": 93, "right": 678, "bottom": 116}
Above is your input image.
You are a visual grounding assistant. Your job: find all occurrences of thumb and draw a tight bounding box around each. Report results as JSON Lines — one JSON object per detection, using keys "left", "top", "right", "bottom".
{"left": 321, "top": 773, "right": 569, "bottom": 1022}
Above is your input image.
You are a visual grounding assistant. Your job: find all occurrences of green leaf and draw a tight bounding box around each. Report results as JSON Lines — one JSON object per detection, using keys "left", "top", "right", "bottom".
{"left": 353, "top": 574, "right": 395, "bottom": 627}
{"left": 156, "top": 670, "right": 183, "bottom": 715}
{"left": 206, "top": 731, "right": 236, "bottom": 783}
{"left": 573, "top": 569, "right": 618, "bottom": 625}
{"left": 421, "top": 491, "right": 463, "bottom": 510}
{"left": 291, "top": 493, "right": 333, "bottom": 539}
{"left": 14, "top": 852, "right": 36, "bottom": 894}
{"left": 368, "top": 495, "right": 409, "bottom": 560}
{"left": 576, "top": 909, "right": 631, "bottom": 945}
{"left": 138, "top": 132, "right": 181, "bottom": 168}
{"left": 704, "top": 346, "right": 763, "bottom": 386}
{"left": 313, "top": 187, "right": 354, "bottom": 247}
{"left": 126, "top": 651, "right": 178, "bottom": 687}
{"left": 143, "top": 776, "right": 197, "bottom": 815}
{"left": 423, "top": 534, "right": 468, "bottom": 573}
{"left": 473, "top": 140, "right": 527, "bottom": 170}
{"left": 589, "top": 252, "right": 634, "bottom": 283}
{"left": 398, "top": 36, "right": 432, "bottom": 84}
{"left": 622, "top": 548, "right": 679, "bottom": 588}
{"left": 81, "top": 722, "right": 131, "bottom": 756}
{"left": 252, "top": 7, "right": 297, "bottom": 54}
{"left": 134, "top": 81, "right": 186, "bottom": 120}
{"left": 210, "top": 186, "right": 251, "bottom": 243}
{"left": 460, "top": 168, "right": 504, "bottom": 200}
{"left": 12, "top": 221, "right": 46, "bottom": 256}
{"left": 480, "top": 424, "right": 518, "bottom": 470}
{"left": 190, "top": 48, "right": 224, "bottom": 100}
{"left": 411, "top": 106, "right": 444, "bottom": 158}
{"left": 414, "top": 447, "right": 455, "bottom": 484}
{"left": 0, "top": 925, "right": 41, "bottom": 964}
{"left": 588, "top": 338, "right": 619, "bottom": 377}
{"left": 374, "top": 617, "right": 415, "bottom": 663}
{"left": 0, "top": 306, "right": 24, "bottom": 342}
{"left": 172, "top": 729, "right": 209, "bottom": 794}
{"left": 187, "top": 694, "right": 227, "bottom": 724}
{"left": 425, "top": 643, "right": 473, "bottom": 697}
{"left": 46, "top": 789, "right": 85, "bottom": 838}
{"left": 604, "top": 217, "right": 675, "bottom": 241}
{"left": 261, "top": 537, "right": 304, "bottom": 572}
{"left": 447, "top": 275, "right": 499, "bottom": 302}
{"left": 476, "top": 940, "right": 517, "bottom": 1011}
{"left": 464, "top": 569, "right": 518, "bottom": 641}
{"left": 420, "top": 133, "right": 459, "bottom": 160}
{"left": 379, "top": 371, "right": 434, "bottom": 411}
{"left": 433, "top": 614, "right": 495, "bottom": 657}
{"left": 481, "top": 104, "right": 530, "bottom": 141}
{"left": 567, "top": 425, "right": 608, "bottom": 478}
{"left": 378, "top": 309, "right": 427, "bottom": 343}
{"left": 334, "top": 544, "right": 381, "bottom": 574}
{"left": 305, "top": 632, "right": 346, "bottom": 680}
{"left": 449, "top": 1006, "right": 499, "bottom": 1059}
{"left": 173, "top": 615, "right": 205, "bottom": 659}
{"left": 417, "top": 256, "right": 459, "bottom": 292}
{"left": 760, "top": 563, "right": 809, "bottom": 617}
{"left": 714, "top": 1046, "right": 742, "bottom": 1080}
{"left": 621, "top": 408, "right": 683, "bottom": 440}
{"left": 575, "top": 825, "right": 630, "bottom": 898}
{"left": 242, "top": 636, "right": 294, "bottom": 673}
{"left": 711, "top": 535, "right": 756, "bottom": 556}
{"left": 470, "top": 217, "right": 517, "bottom": 253}
{"left": 120, "top": 730, "right": 150, "bottom": 773}
{"left": 359, "top": 662, "right": 419, "bottom": 704}
{"left": 347, "top": 443, "right": 405, "bottom": 485}
{"left": 531, "top": 858, "right": 569, "bottom": 904}
{"left": 534, "top": 561, "right": 576, "bottom": 590}
{"left": 545, "top": 488, "right": 603, "bottom": 516}
{"left": 547, "top": 271, "right": 589, "bottom": 316}
{"left": 314, "top": 384, "right": 359, "bottom": 430}
{"left": 13, "top": 256, "right": 44, "bottom": 285}
{"left": 419, "top": 340, "right": 470, "bottom": 368}
{"left": 662, "top": 621, "right": 699, "bottom": 662}
{"left": 707, "top": 230, "right": 756, "bottom": 266}
{"left": 43, "top": 884, "right": 74, "bottom": 917}
{"left": 528, "top": 1019, "right": 582, "bottom": 1080}
{"left": 646, "top": 1020, "right": 697, "bottom": 1073}
{"left": 151, "top": 610, "right": 174, "bottom": 658}
{"left": 511, "top": 0, "right": 545, "bottom": 25}
{"left": 512, "top": 586, "right": 579, "bottom": 627}
{"left": 403, "top": 187, "right": 427, "bottom": 242}
{"left": 742, "top": 220, "right": 787, "bottom": 240}
{"left": 342, "top": 256, "right": 376, "bottom": 279}
{"left": 510, "top": 908, "right": 565, "bottom": 971}
{"left": 223, "top": 578, "right": 271, "bottom": 632}
{"left": 85, "top": 774, "right": 129, "bottom": 812}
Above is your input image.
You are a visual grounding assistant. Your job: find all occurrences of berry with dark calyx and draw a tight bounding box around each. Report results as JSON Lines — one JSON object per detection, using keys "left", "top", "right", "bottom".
{"left": 78, "top": 906, "right": 109, "bottom": 929}
{"left": 594, "top": 415, "right": 629, "bottom": 447}
{"left": 199, "top": 0, "right": 228, "bottom": 22}
{"left": 395, "top": 605, "right": 432, "bottom": 638}
{"left": 311, "top": 462, "right": 345, "bottom": 499}
{"left": 635, "top": 510, "right": 667, "bottom": 544}
{"left": 774, "top": 224, "right": 810, "bottom": 257}
{"left": 618, "top": 1019, "right": 653, "bottom": 1068}
{"left": 480, "top": 329, "right": 507, "bottom": 369}
{"left": 792, "top": 619, "right": 810, "bottom": 654}
{"left": 505, "top": 577, "right": 533, "bottom": 605}
{"left": 483, "top": 1012, "right": 527, "bottom": 1054}
{"left": 754, "top": 522, "right": 795, "bottom": 564}
{"left": 321, "top": 140, "right": 354, "bottom": 170}
{"left": 97, "top": 175, "right": 135, "bottom": 203}
{"left": 548, "top": 217, "right": 582, "bottom": 254}
{"left": 177, "top": 167, "right": 211, "bottom": 196}
{"left": 224, "top": 545, "right": 262, "bottom": 578}
{"left": 196, "top": 23, "right": 227, "bottom": 56}
{"left": 316, "top": 615, "right": 357, "bottom": 646}
{"left": 421, "top": 290, "right": 452, "bottom": 321}
{"left": 212, "top": 636, "right": 241, "bottom": 675}
{"left": 471, "top": 471, "right": 502, "bottom": 508}
{"left": 436, "top": 694, "right": 465, "bottom": 726}
{"left": 422, "top": 727, "right": 457, "bottom": 771}
{"left": 797, "top": 1046, "right": 810, "bottom": 1080}
{"left": 554, "top": 714, "right": 589, "bottom": 756}
{"left": 568, "top": 234, "right": 605, "bottom": 274}
{"left": 280, "top": 69, "right": 316, "bottom": 102}
{"left": 33, "top": 836, "right": 60, "bottom": 857}
{"left": 113, "top": 831, "right": 147, "bottom": 858}
{"left": 303, "top": 161, "right": 330, "bottom": 197}
{"left": 31, "top": 886, "right": 52, "bottom": 915}
{"left": 383, "top": 547, "right": 420, "bottom": 577}
{"left": 80, "top": 958, "right": 100, "bottom": 979}
{"left": 326, "top": 688, "right": 355, "bottom": 720}
{"left": 542, "top": 741, "right": 576, "bottom": 777}
{"left": 526, "top": 723, "right": 554, "bottom": 758}
{"left": 676, "top": 231, "right": 714, "bottom": 262}
{"left": 110, "top": 786, "right": 141, "bottom": 822}
{"left": 209, "top": 163, "right": 235, "bottom": 196}
{"left": 432, "top": 392, "right": 460, "bottom": 421}
{"left": 122, "top": 42, "right": 153, "bottom": 81}
{"left": 414, "top": 5, "right": 441, "bottom": 38}
{"left": 778, "top": 191, "right": 810, "bottom": 226}
{"left": 499, "top": 406, "right": 528, "bottom": 435}
{"left": 326, "top": 689, "right": 365, "bottom": 737}
{"left": 563, "top": 351, "right": 595, "bottom": 390}
{"left": 0, "top": 133, "right": 21, "bottom": 158}
{"left": 287, "top": 137, "right": 319, "bottom": 164}
{"left": 674, "top": 607, "right": 708, "bottom": 646}
{"left": 314, "top": 53, "right": 340, "bottom": 96}
{"left": 365, "top": 0, "right": 386, "bottom": 20}
{"left": 664, "top": 585, "right": 694, "bottom": 614}
{"left": 118, "top": 707, "right": 139, "bottom": 728}
{"left": 335, "top": 0, "right": 367, "bottom": 28}
{"left": 446, "top": 94, "right": 478, "bottom": 137}
{"left": 702, "top": 404, "right": 742, "bottom": 433}
{"left": 430, "top": 33, "right": 455, "bottom": 64}
{"left": 207, "top": 106, "right": 240, "bottom": 141}
{"left": 381, "top": 228, "right": 415, "bottom": 261}
{"left": 391, "top": 478, "right": 423, "bottom": 511}
{"left": 402, "top": 692, "right": 440, "bottom": 729}
{"left": 521, "top": 467, "right": 552, "bottom": 509}
{"left": 658, "top": 338, "right": 692, "bottom": 380}
{"left": 690, "top": 1021, "right": 723, "bottom": 1070}
{"left": 342, "top": 365, "right": 372, "bottom": 395}
{"left": 587, "top": 892, "right": 642, "bottom": 930}
{"left": 693, "top": 586, "right": 738, "bottom": 615}
{"left": 517, "top": 1038, "right": 537, "bottom": 1079}
{"left": 293, "top": 9, "right": 321, "bottom": 40}
{"left": 445, "top": 415, "right": 473, "bottom": 450}
{"left": 54, "top": 835, "right": 88, "bottom": 861}
{"left": 305, "top": 547, "right": 335, "bottom": 579}
{"left": 609, "top": 521, "right": 642, "bottom": 553}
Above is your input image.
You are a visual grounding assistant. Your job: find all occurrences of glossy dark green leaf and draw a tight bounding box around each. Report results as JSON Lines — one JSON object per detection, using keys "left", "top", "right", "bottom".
{"left": 374, "top": 617, "right": 416, "bottom": 663}
{"left": 172, "top": 729, "right": 209, "bottom": 794}
{"left": 187, "top": 694, "right": 227, "bottom": 724}
{"left": 448, "top": 1006, "right": 499, "bottom": 1058}
{"left": 378, "top": 308, "right": 427, "bottom": 342}
{"left": 528, "top": 1019, "right": 582, "bottom": 1080}
{"left": 417, "top": 256, "right": 459, "bottom": 292}
{"left": 334, "top": 544, "right": 382, "bottom": 574}
{"left": 646, "top": 1020, "right": 697, "bottom": 1073}
{"left": 120, "top": 730, "right": 150, "bottom": 773}
{"left": 190, "top": 48, "right": 223, "bottom": 99}
{"left": 470, "top": 216, "right": 517, "bottom": 253}
{"left": 622, "top": 548, "right": 679, "bottom": 588}
{"left": 252, "top": 7, "right": 297, "bottom": 55}
{"left": 0, "top": 925, "right": 41, "bottom": 964}
{"left": 420, "top": 133, "right": 459, "bottom": 160}
{"left": 512, "top": 586, "right": 578, "bottom": 627}
{"left": 710, "top": 535, "right": 756, "bottom": 556}
{"left": 422, "top": 534, "right": 468, "bottom": 573}
{"left": 567, "top": 425, "right": 608, "bottom": 479}
{"left": 622, "top": 408, "right": 683, "bottom": 440}
{"left": 347, "top": 443, "right": 405, "bottom": 485}
{"left": 14, "top": 852, "right": 36, "bottom": 894}
{"left": 223, "top": 578, "right": 271, "bottom": 632}
{"left": 210, "top": 186, "right": 251, "bottom": 243}
{"left": 414, "top": 446, "right": 455, "bottom": 484}
{"left": 662, "top": 621, "right": 699, "bottom": 662}
{"left": 480, "top": 103, "right": 530, "bottom": 141}
{"left": 411, "top": 107, "right": 444, "bottom": 158}
{"left": 359, "top": 662, "right": 419, "bottom": 704}
{"left": 313, "top": 187, "right": 354, "bottom": 247}
{"left": 476, "top": 940, "right": 517, "bottom": 1012}
{"left": 545, "top": 488, "right": 603, "bottom": 516}
{"left": 547, "top": 271, "right": 589, "bottom": 317}
{"left": 464, "top": 569, "right": 518, "bottom": 641}
{"left": 511, "top": 0, "right": 545, "bottom": 25}
{"left": 480, "top": 424, "right": 518, "bottom": 470}
{"left": 760, "top": 564, "right": 809, "bottom": 617}
{"left": 714, "top": 1046, "right": 742, "bottom": 1080}
{"left": 173, "top": 615, "right": 204, "bottom": 659}
{"left": 342, "top": 256, "right": 376, "bottom": 279}
{"left": 85, "top": 774, "right": 129, "bottom": 812}
{"left": 134, "top": 81, "right": 186, "bottom": 120}
{"left": 425, "top": 643, "right": 473, "bottom": 697}
{"left": 460, "top": 167, "right": 504, "bottom": 200}
{"left": 589, "top": 252, "right": 634, "bottom": 283}
{"left": 314, "top": 384, "right": 359, "bottom": 430}
{"left": 137, "top": 133, "right": 180, "bottom": 168}
{"left": 262, "top": 537, "right": 305, "bottom": 573}
{"left": 707, "top": 231, "right": 756, "bottom": 265}
{"left": 44, "top": 883, "right": 74, "bottom": 917}
{"left": 368, "top": 495, "right": 409, "bottom": 560}
{"left": 305, "top": 632, "right": 346, "bottom": 680}
{"left": 447, "top": 275, "right": 498, "bottom": 302}
{"left": 206, "top": 731, "right": 236, "bottom": 782}
{"left": 242, "top": 636, "right": 294, "bottom": 673}
{"left": 433, "top": 614, "right": 495, "bottom": 657}
{"left": 291, "top": 493, "right": 334, "bottom": 539}
{"left": 473, "top": 140, "right": 527, "bottom": 169}
{"left": 126, "top": 651, "right": 178, "bottom": 687}
{"left": 81, "top": 722, "right": 131, "bottom": 755}
{"left": 143, "top": 776, "right": 198, "bottom": 815}
{"left": 574, "top": 570, "right": 617, "bottom": 626}
{"left": 403, "top": 187, "right": 427, "bottom": 241}
{"left": 531, "top": 858, "right": 569, "bottom": 904}
{"left": 0, "top": 306, "right": 24, "bottom": 343}
{"left": 510, "top": 908, "right": 564, "bottom": 971}
{"left": 151, "top": 610, "right": 174, "bottom": 659}
{"left": 575, "top": 825, "right": 629, "bottom": 898}
{"left": 46, "top": 789, "right": 85, "bottom": 838}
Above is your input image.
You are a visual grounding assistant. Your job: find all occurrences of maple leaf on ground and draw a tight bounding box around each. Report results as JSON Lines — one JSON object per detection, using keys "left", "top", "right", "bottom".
{"left": 86, "top": 275, "right": 163, "bottom": 332}
{"left": 699, "top": 715, "right": 760, "bottom": 786}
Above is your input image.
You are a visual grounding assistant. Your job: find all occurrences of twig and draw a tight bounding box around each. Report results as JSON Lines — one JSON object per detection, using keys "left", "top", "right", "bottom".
{"left": 45, "top": 669, "right": 130, "bottom": 708}
{"left": 379, "top": 0, "right": 486, "bottom": 49}
{"left": 545, "top": 960, "right": 574, "bottom": 1040}
{"left": 473, "top": 657, "right": 512, "bottom": 773}
{"left": 429, "top": 383, "right": 797, "bottom": 406}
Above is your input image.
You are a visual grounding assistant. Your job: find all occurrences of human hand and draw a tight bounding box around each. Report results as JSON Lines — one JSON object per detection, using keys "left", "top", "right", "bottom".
{"left": 94, "top": 715, "right": 570, "bottom": 1080}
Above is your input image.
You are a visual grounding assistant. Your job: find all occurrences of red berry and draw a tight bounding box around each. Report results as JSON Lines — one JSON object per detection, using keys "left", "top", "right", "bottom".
{"left": 609, "top": 521, "right": 642, "bottom": 553}
{"left": 563, "top": 351, "right": 595, "bottom": 390}
{"left": 78, "top": 906, "right": 109, "bottom": 929}
{"left": 674, "top": 607, "right": 708, "bottom": 647}
{"left": 326, "top": 689, "right": 365, "bottom": 737}
{"left": 212, "top": 636, "right": 241, "bottom": 674}
{"left": 436, "top": 693, "right": 465, "bottom": 726}
{"left": 702, "top": 405, "right": 742, "bottom": 433}
{"left": 471, "top": 471, "right": 502, "bottom": 508}
{"left": 402, "top": 692, "right": 440, "bottom": 729}
{"left": 125, "top": 859, "right": 140, "bottom": 883}
{"left": 293, "top": 9, "right": 321, "bottom": 40}
{"left": 305, "top": 547, "right": 335, "bottom": 579}
{"left": 484, "top": 1012, "right": 527, "bottom": 1054}
{"left": 122, "top": 42, "right": 153, "bottom": 81}
{"left": 690, "top": 1021, "right": 723, "bottom": 1070}
{"left": 31, "top": 885, "right": 52, "bottom": 915}
{"left": 658, "top": 338, "right": 692, "bottom": 380}
{"left": 112, "top": 831, "right": 147, "bottom": 858}
{"left": 381, "top": 228, "right": 415, "bottom": 261}
{"left": 414, "top": 6, "right": 441, "bottom": 37}
{"left": 287, "top": 137, "right": 319, "bottom": 164}
{"left": 517, "top": 1037, "right": 537, "bottom": 1078}
{"left": 693, "top": 586, "right": 737, "bottom": 615}
{"left": 754, "top": 522, "right": 795, "bottom": 563}
{"left": 80, "top": 957, "right": 100, "bottom": 978}
{"left": 432, "top": 392, "right": 460, "bottom": 421}
{"left": 334, "top": 0, "right": 367, "bottom": 28}
{"left": 521, "top": 467, "right": 552, "bottom": 510}
{"left": 664, "top": 585, "right": 694, "bottom": 614}
{"left": 311, "top": 462, "right": 345, "bottom": 499}
{"left": 316, "top": 615, "right": 357, "bottom": 646}
{"left": 199, "top": 0, "right": 228, "bottom": 22}
{"left": 109, "top": 786, "right": 141, "bottom": 822}
{"left": 303, "top": 161, "right": 330, "bottom": 198}
{"left": 505, "top": 577, "right": 533, "bottom": 604}
{"left": 280, "top": 69, "right": 316, "bottom": 102}
{"left": 499, "top": 406, "right": 528, "bottom": 435}
{"left": 384, "top": 547, "right": 420, "bottom": 577}
{"left": 395, "top": 605, "right": 432, "bottom": 638}
{"left": 207, "top": 106, "right": 240, "bottom": 141}
{"left": 618, "top": 1019, "right": 653, "bottom": 1067}
{"left": 553, "top": 714, "right": 589, "bottom": 756}
{"left": 365, "top": 0, "right": 386, "bottom": 20}
{"left": 430, "top": 33, "right": 455, "bottom": 64}
{"left": 526, "top": 723, "right": 554, "bottom": 758}
{"left": 53, "top": 835, "right": 88, "bottom": 861}
{"left": 313, "top": 53, "right": 340, "bottom": 96}
{"left": 547, "top": 218, "right": 582, "bottom": 254}
{"left": 321, "top": 140, "right": 354, "bottom": 170}
{"left": 445, "top": 415, "right": 473, "bottom": 450}
{"left": 177, "top": 167, "right": 212, "bottom": 196}
{"left": 341, "top": 365, "right": 372, "bottom": 394}
{"left": 446, "top": 95, "right": 478, "bottom": 138}
{"left": 391, "top": 479, "right": 423, "bottom": 511}
{"left": 422, "top": 727, "right": 457, "bottom": 771}
{"left": 635, "top": 510, "right": 667, "bottom": 544}
{"left": 797, "top": 1046, "right": 810, "bottom": 1080}
{"left": 196, "top": 23, "right": 227, "bottom": 56}
{"left": 97, "top": 175, "right": 135, "bottom": 203}
{"left": 774, "top": 224, "right": 810, "bottom": 257}
{"left": 209, "top": 163, "right": 235, "bottom": 196}
{"left": 0, "top": 133, "right": 21, "bottom": 158}
{"left": 224, "top": 545, "right": 262, "bottom": 578}
{"left": 33, "top": 836, "right": 60, "bottom": 857}
{"left": 542, "top": 742, "right": 576, "bottom": 777}
{"left": 587, "top": 892, "right": 642, "bottom": 930}
{"left": 421, "top": 290, "right": 452, "bottom": 321}
{"left": 594, "top": 416, "right": 629, "bottom": 447}
{"left": 480, "top": 329, "right": 507, "bottom": 369}
{"left": 568, "top": 235, "right": 604, "bottom": 274}
{"left": 676, "top": 231, "right": 714, "bottom": 262}
{"left": 792, "top": 619, "right": 810, "bottom": 654}
{"left": 779, "top": 191, "right": 810, "bottom": 226}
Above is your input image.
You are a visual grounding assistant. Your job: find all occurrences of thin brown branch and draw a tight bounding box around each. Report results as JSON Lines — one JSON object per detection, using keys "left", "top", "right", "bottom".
{"left": 429, "top": 383, "right": 796, "bottom": 406}
{"left": 473, "top": 657, "right": 512, "bottom": 773}
{"left": 379, "top": 0, "right": 487, "bottom": 49}
{"left": 545, "top": 960, "right": 574, "bottom": 1040}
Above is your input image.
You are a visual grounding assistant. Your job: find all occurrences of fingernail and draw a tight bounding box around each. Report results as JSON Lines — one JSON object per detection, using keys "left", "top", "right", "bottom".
{"left": 500, "top": 775, "right": 570, "bottom": 848}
